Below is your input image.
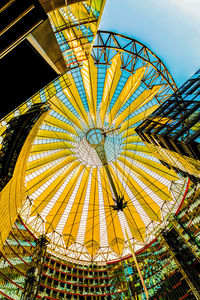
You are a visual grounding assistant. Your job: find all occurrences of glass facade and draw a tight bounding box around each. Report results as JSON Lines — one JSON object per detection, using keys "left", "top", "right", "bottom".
{"left": 136, "top": 70, "right": 200, "bottom": 183}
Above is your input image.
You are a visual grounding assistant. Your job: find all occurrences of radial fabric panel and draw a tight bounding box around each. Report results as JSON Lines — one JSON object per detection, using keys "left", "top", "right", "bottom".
{"left": 20, "top": 33, "right": 187, "bottom": 263}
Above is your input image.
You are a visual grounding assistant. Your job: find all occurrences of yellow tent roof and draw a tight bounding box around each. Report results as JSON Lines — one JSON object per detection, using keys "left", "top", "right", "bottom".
{"left": 19, "top": 52, "right": 186, "bottom": 263}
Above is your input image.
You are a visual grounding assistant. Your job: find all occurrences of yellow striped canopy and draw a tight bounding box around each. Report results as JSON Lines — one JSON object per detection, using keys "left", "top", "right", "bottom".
{"left": 21, "top": 52, "right": 186, "bottom": 263}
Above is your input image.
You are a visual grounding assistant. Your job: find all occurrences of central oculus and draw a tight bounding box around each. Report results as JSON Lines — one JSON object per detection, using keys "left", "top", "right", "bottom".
{"left": 86, "top": 128, "right": 105, "bottom": 145}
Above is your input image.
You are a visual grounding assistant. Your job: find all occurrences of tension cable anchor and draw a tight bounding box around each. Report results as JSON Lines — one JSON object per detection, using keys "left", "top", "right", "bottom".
{"left": 110, "top": 195, "right": 128, "bottom": 211}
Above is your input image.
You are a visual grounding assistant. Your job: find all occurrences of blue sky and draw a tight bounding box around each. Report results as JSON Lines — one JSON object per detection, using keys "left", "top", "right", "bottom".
{"left": 99, "top": 0, "right": 200, "bottom": 87}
